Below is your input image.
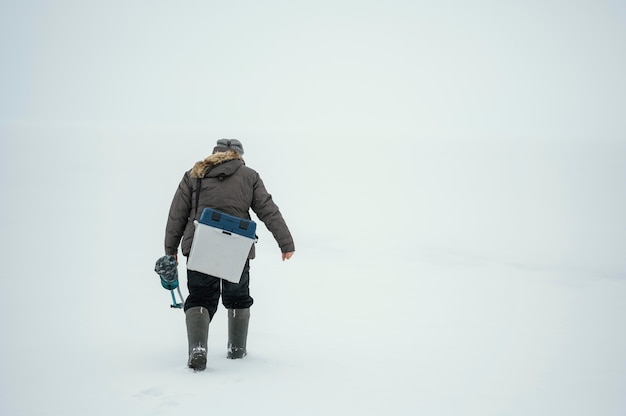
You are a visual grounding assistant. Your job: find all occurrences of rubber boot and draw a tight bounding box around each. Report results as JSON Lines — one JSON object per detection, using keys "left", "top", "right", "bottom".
{"left": 227, "top": 308, "right": 250, "bottom": 359}
{"left": 186, "top": 306, "right": 210, "bottom": 370}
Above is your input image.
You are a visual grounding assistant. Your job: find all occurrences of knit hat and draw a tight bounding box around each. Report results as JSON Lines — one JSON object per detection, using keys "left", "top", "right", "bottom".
{"left": 213, "top": 139, "right": 244, "bottom": 155}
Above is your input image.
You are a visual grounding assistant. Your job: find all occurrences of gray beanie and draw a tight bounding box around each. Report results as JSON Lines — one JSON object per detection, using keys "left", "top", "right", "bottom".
{"left": 213, "top": 139, "right": 244, "bottom": 155}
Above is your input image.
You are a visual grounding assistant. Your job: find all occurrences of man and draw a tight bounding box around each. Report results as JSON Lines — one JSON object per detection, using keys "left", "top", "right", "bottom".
{"left": 164, "top": 139, "right": 295, "bottom": 371}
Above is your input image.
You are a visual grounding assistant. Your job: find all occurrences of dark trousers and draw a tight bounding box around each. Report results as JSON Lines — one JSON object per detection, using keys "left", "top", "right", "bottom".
{"left": 184, "top": 260, "right": 253, "bottom": 320}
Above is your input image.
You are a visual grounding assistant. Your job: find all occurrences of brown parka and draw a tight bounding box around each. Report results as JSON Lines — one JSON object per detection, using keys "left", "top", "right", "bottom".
{"left": 164, "top": 151, "right": 295, "bottom": 258}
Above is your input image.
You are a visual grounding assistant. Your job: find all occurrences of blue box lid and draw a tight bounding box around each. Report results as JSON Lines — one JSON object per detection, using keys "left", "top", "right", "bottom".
{"left": 198, "top": 208, "right": 256, "bottom": 239}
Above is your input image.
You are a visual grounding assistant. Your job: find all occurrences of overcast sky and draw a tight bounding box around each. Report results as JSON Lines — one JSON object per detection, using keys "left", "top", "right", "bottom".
{"left": 2, "top": 0, "right": 625, "bottom": 141}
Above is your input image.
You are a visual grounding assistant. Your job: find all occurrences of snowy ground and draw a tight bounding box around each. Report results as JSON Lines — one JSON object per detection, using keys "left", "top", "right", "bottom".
{"left": 1, "top": 128, "right": 625, "bottom": 416}
{"left": 2, "top": 1, "right": 626, "bottom": 415}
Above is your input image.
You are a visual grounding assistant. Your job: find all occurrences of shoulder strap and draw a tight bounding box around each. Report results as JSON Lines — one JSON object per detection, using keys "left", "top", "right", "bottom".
{"left": 194, "top": 177, "right": 201, "bottom": 219}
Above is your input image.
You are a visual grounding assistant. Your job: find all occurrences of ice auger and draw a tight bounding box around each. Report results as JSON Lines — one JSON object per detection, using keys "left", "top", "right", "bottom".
{"left": 154, "top": 255, "right": 185, "bottom": 309}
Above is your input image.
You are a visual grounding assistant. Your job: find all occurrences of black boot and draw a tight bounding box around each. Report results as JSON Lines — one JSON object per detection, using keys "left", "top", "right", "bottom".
{"left": 186, "top": 306, "right": 210, "bottom": 370}
{"left": 227, "top": 308, "right": 250, "bottom": 359}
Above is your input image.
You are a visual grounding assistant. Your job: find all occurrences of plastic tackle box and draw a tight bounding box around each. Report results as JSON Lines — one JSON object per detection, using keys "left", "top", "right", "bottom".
{"left": 187, "top": 208, "right": 257, "bottom": 283}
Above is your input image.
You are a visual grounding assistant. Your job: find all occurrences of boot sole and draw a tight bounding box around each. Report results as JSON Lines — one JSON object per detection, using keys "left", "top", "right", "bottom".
{"left": 188, "top": 350, "right": 207, "bottom": 371}
{"left": 227, "top": 347, "right": 247, "bottom": 359}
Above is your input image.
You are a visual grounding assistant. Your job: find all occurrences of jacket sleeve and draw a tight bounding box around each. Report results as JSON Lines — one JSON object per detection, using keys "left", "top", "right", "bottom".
{"left": 164, "top": 171, "right": 193, "bottom": 255}
{"left": 250, "top": 174, "right": 295, "bottom": 253}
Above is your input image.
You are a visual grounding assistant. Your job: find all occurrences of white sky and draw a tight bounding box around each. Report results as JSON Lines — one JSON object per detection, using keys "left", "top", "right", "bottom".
{"left": 1, "top": 0, "right": 625, "bottom": 140}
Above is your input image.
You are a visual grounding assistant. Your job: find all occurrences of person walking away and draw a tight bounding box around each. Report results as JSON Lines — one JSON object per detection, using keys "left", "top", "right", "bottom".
{"left": 164, "top": 139, "right": 295, "bottom": 370}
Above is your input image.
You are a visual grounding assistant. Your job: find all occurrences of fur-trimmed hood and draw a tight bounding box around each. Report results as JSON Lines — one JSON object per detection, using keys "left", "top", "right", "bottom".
{"left": 190, "top": 151, "right": 244, "bottom": 179}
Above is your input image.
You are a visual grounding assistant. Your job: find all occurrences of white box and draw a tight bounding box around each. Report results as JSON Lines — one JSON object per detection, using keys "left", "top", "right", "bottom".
{"left": 187, "top": 221, "right": 255, "bottom": 283}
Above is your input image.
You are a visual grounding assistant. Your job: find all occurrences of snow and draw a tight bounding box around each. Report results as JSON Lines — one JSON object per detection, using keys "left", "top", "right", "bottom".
{"left": 1, "top": 1, "right": 626, "bottom": 415}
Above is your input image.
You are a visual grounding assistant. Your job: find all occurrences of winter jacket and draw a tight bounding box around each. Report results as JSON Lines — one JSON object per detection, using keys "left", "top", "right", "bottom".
{"left": 165, "top": 151, "right": 295, "bottom": 258}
